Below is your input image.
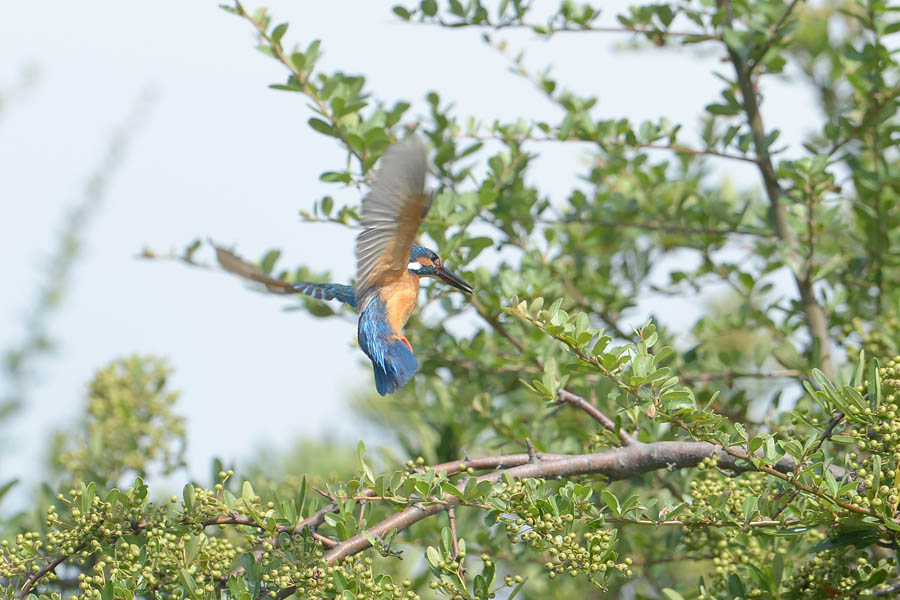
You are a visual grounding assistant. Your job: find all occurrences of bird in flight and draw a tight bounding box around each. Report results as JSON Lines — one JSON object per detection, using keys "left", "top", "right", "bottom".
{"left": 215, "top": 135, "right": 473, "bottom": 395}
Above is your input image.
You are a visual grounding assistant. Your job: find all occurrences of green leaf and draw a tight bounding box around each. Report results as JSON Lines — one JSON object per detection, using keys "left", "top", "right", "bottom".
{"left": 242, "top": 480, "right": 256, "bottom": 501}
{"left": 868, "top": 358, "right": 881, "bottom": 411}
{"left": 661, "top": 589, "right": 686, "bottom": 600}
{"left": 271, "top": 22, "right": 288, "bottom": 44}
{"left": 357, "top": 440, "right": 376, "bottom": 485}
{"left": 706, "top": 103, "right": 740, "bottom": 116}
{"left": 392, "top": 6, "right": 412, "bottom": 19}
{"left": 425, "top": 545, "right": 441, "bottom": 569}
{"left": 726, "top": 573, "right": 746, "bottom": 598}
{"left": 308, "top": 117, "right": 335, "bottom": 137}
{"left": 421, "top": 0, "right": 438, "bottom": 16}
{"left": 441, "top": 481, "right": 464, "bottom": 498}
{"left": 773, "top": 340, "right": 805, "bottom": 370}
{"left": 508, "top": 578, "right": 527, "bottom": 599}
{"left": 656, "top": 5, "right": 674, "bottom": 26}
{"left": 183, "top": 483, "right": 195, "bottom": 511}
{"left": 362, "top": 530, "right": 377, "bottom": 548}
{"left": 260, "top": 249, "right": 280, "bottom": 274}
{"left": 320, "top": 196, "right": 334, "bottom": 216}
{"left": 601, "top": 489, "right": 621, "bottom": 516}
{"left": 320, "top": 171, "right": 352, "bottom": 183}
{"left": 742, "top": 496, "right": 758, "bottom": 524}
{"left": 853, "top": 350, "right": 866, "bottom": 387}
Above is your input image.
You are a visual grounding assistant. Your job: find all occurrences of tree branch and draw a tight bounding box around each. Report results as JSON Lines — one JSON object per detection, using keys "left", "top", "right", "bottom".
{"left": 557, "top": 390, "right": 636, "bottom": 445}
{"left": 16, "top": 546, "right": 84, "bottom": 600}
{"left": 725, "top": 27, "right": 834, "bottom": 377}
{"left": 16, "top": 439, "right": 848, "bottom": 599}
{"left": 318, "top": 440, "right": 845, "bottom": 567}
{"left": 746, "top": 0, "right": 803, "bottom": 69}
{"left": 412, "top": 16, "right": 720, "bottom": 40}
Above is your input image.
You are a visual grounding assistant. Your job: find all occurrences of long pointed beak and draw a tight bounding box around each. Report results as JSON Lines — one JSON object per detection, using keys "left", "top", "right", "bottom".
{"left": 435, "top": 265, "right": 473, "bottom": 295}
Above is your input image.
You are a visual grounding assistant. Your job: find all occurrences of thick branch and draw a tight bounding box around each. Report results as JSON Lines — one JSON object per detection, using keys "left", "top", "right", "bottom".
{"left": 319, "top": 440, "right": 845, "bottom": 565}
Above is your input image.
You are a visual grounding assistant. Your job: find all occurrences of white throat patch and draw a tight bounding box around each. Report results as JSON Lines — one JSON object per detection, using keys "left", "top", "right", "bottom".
{"left": 408, "top": 262, "right": 423, "bottom": 271}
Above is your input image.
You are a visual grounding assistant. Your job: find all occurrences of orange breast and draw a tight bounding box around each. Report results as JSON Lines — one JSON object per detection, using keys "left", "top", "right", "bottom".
{"left": 380, "top": 271, "right": 420, "bottom": 334}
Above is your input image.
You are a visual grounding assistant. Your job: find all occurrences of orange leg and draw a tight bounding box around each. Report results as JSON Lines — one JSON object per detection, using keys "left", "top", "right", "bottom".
{"left": 388, "top": 333, "right": 414, "bottom": 353}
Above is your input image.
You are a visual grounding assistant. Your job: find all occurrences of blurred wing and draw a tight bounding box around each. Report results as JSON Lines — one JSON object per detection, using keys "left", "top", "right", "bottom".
{"left": 214, "top": 244, "right": 299, "bottom": 294}
{"left": 355, "top": 135, "right": 431, "bottom": 311}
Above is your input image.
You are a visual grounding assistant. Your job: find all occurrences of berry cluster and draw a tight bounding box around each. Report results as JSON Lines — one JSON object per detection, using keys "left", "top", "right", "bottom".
{"left": 495, "top": 478, "right": 632, "bottom": 587}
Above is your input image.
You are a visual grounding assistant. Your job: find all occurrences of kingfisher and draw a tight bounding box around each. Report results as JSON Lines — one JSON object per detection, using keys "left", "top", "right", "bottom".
{"left": 215, "top": 135, "right": 473, "bottom": 395}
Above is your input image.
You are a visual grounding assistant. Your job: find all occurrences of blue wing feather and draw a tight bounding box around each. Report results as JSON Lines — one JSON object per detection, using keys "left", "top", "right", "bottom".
{"left": 293, "top": 282, "right": 357, "bottom": 309}
{"left": 357, "top": 298, "right": 418, "bottom": 395}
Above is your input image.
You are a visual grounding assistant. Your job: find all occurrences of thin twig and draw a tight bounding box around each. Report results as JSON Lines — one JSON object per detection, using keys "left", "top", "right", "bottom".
{"left": 310, "top": 531, "right": 339, "bottom": 548}
{"left": 16, "top": 546, "right": 84, "bottom": 600}
{"left": 679, "top": 369, "right": 802, "bottom": 383}
{"left": 746, "top": 0, "right": 803, "bottom": 69}
{"left": 451, "top": 130, "right": 758, "bottom": 164}
{"left": 770, "top": 411, "right": 844, "bottom": 519}
{"left": 415, "top": 17, "right": 720, "bottom": 40}
{"left": 525, "top": 438, "right": 538, "bottom": 462}
{"left": 557, "top": 390, "right": 636, "bottom": 445}
{"left": 827, "top": 84, "right": 900, "bottom": 158}
{"left": 448, "top": 508, "right": 461, "bottom": 559}
{"left": 543, "top": 218, "right": 766, "bottom": 238}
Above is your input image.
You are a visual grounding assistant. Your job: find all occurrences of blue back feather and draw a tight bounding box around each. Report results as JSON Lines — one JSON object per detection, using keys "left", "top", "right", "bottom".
{"left": 357, "top": 299, "right": 418, "bottom": 395}
{"left": 292, "top": 282, "right": 357, "bottom": 309}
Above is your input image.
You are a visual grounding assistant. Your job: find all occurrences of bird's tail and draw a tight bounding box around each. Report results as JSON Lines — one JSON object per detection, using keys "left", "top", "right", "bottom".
{"left": 292, "top": 282, "right": 357, "bottom": 309}
{"left": 357, "top": 300, "right": 419, "bottom": 395}
{"left": 370, "top": 337, "right": 418, "bottom": 396}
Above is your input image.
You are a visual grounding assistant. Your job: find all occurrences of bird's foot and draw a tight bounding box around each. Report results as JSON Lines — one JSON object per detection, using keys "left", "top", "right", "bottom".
{"left": 399, "top": 335, "right": 413, "bottom": 353}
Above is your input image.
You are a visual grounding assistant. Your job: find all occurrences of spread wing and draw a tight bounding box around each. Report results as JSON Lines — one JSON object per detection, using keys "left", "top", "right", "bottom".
{"left": 355, "top": 135, "right": 431, "bottom": 312}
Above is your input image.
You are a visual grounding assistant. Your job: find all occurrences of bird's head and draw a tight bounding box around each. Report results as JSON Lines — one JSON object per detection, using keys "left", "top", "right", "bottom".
{"left": 408, "top": 245, "right": 473, "bottom": 295}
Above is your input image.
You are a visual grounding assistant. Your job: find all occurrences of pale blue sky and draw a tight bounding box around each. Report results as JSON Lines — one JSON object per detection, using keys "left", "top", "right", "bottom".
{"left": 0, "top": 1, "right": 819, "bottom": 500}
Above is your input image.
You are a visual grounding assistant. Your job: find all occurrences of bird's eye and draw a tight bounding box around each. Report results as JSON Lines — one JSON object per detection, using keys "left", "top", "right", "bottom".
{"left": 433, "top": 257, "right": 442, "bottom": 267}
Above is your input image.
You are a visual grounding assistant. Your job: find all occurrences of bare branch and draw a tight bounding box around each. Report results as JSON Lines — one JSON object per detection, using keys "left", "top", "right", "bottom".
{"left": 557, "top": 390, "right": 636, "bottom": 445}
{"left": 318, "top": 440, "right": 846, "bottom": 567}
